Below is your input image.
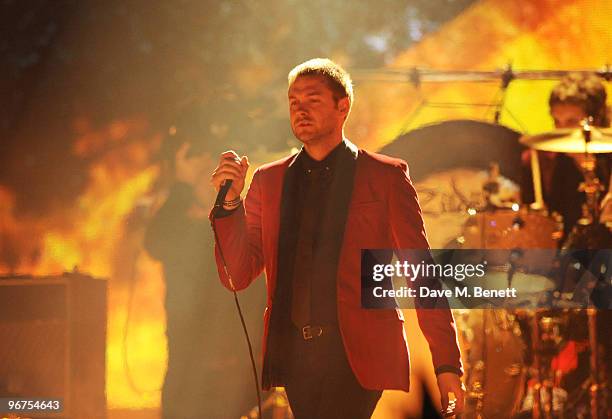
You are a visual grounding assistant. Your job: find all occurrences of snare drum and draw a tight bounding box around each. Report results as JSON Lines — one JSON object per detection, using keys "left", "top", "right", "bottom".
{"left": 458, "top": 207, "right": 562, "bottom": 272}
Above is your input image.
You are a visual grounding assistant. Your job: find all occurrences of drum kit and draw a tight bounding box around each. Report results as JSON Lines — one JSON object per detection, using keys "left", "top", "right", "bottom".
{"left": 455, "top": 122, "right": 612, "bottom": 418}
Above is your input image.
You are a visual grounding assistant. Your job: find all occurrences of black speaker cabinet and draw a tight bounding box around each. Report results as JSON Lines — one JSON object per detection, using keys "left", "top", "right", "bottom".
{"left": 0, "top": 273, "right": 107, "bottom": 418}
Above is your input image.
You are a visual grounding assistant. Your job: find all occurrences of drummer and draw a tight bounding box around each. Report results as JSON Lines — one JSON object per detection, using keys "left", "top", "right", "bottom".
{"left": 520, "top": 73, "right": 611, "bottom": 240}
{"left": 520, "top": 73, "right": 611, "bottom": 417}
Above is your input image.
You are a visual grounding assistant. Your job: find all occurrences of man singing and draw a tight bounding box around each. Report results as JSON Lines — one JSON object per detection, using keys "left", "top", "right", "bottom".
{"left": 210, "top": 58, "right": 464, "bottom": 418}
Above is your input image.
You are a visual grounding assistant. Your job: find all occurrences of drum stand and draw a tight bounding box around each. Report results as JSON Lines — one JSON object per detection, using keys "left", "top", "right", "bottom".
{"left": 577, "top": 121, "right": 604, "bottom": 223}
{"left": 574, "top": 121, "right": 606, "bottom": 419}
{"left": 530, "top": 310, "right": 555, "bottom": 419}
{"left": 587, "top": 308, "right": 602, "bottom": 419}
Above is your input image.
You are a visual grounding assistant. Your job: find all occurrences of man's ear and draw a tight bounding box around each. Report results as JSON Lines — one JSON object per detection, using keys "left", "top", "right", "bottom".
{"left": 337, "top": 96, "right": 350, "bottom": 116}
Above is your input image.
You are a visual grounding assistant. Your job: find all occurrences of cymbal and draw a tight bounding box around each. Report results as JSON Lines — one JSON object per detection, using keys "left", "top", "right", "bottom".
{"left": 520, "top": 127, "right": 612, "bottom": 153}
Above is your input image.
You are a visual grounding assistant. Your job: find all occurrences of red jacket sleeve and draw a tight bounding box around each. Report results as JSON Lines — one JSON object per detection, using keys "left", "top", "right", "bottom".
{"left": 209, "top": 169, "right": 265, "bottom": 291}
{"left": 387, "top": 161, "right": 464, "bottom": 376}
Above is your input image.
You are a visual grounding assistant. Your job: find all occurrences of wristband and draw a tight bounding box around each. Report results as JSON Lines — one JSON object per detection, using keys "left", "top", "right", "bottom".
{"left": 223, "top": 197, "right": 242, "bottom": 208}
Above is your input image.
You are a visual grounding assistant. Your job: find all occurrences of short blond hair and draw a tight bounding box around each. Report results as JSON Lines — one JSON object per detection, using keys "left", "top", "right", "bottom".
{"left": 288, "top": 58, "right": 354, "bottom": 109}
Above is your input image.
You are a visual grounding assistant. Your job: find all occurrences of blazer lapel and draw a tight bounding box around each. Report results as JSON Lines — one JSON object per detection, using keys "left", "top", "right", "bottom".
{"left": 263, "top": 150, "right": 301, "bottom": 387}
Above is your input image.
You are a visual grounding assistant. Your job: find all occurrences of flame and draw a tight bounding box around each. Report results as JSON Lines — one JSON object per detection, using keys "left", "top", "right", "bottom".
{"left": 0, "top": 118, "right": 167, "bottom": 409}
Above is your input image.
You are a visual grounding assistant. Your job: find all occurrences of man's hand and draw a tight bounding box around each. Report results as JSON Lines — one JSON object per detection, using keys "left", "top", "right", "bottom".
{"left": 437, "top": 372, "right": 465, "bottom": 416}
{"left": 210, "top": 150, "right": 249, "bottom": 205}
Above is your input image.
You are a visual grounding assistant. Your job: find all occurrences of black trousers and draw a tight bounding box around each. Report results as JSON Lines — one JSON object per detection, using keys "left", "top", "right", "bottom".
{"left": 284, "top": 325, "right": 382, "bottom": 419}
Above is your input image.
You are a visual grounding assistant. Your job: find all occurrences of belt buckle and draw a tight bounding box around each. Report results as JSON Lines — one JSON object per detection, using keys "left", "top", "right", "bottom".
{"left": 302, "top": 325, "right": 323, "bottom": 340}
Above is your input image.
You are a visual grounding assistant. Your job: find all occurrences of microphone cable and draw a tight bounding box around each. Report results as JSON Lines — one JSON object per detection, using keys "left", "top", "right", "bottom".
{"left": 210, "top": 194, "right": 263, "bottom": 419}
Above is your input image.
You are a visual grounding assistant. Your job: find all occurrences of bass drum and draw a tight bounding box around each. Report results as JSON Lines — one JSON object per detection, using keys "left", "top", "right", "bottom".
{"left": 380, "top": 119, "right": 525, "bottom": 250}
{"left": 455, "top": 309, "right": 527, "bottom": 418}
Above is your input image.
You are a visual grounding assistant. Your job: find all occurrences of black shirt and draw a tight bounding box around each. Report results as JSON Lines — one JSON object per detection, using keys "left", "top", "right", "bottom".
{"left": 291, "top": 143, "right": 344, "bottom": 327}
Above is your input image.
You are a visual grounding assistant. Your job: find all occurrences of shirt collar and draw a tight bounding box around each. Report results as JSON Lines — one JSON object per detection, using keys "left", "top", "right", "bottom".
{"left": 300, "top": 140, "right": 345, "bottom": 171}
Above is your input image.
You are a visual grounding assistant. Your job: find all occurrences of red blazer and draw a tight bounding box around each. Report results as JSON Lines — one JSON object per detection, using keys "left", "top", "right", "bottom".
{"left": 212, "top": 141, "right": 463, "bottom": 391}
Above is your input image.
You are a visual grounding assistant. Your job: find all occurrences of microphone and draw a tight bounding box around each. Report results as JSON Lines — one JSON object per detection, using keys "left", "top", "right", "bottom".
{"left": 214, "top": 179, "right": 234, "bottom": 210}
